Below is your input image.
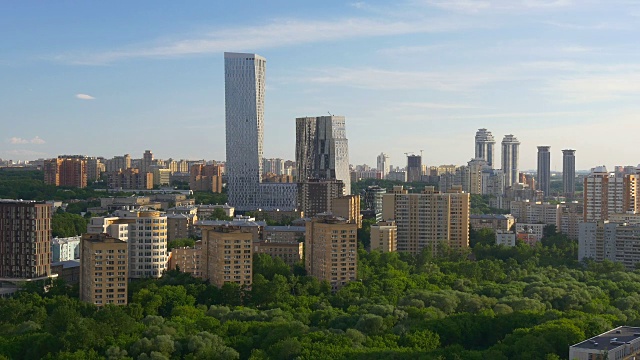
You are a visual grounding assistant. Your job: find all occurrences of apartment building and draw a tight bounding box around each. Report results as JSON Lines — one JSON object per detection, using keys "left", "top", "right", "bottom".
{"left": 128, "top": 211, "right": 168, "bottom": 279}
{"left": 370, "top": 221, "right": 397, "bottom": 252}
{"left": 382, "top": 185, "right": 470, "bottom": 256}
{"left": 79, "top": 233, "right": 128, "bottom": 306}
{"left": 305, "top": 214, "right": 358, "bottom": 290}
{"left": 199, "top": 224, "right": 253, "bottom": 287}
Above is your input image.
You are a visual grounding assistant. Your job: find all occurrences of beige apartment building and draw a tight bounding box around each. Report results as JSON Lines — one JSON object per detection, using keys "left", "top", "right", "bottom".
{"left": 200, "top": 224, "right": 253, "bottom": 287}
{"left": 332, "top": 195, "right": 362, "bottom": 228}
{"left": 168, "top": 241, "right": 203, "bottom": 278}
{"left": 167, "top": 213, "right": 198, "bottom": 242}
{"left": 382, "top": 185, "right": 470, "bottom": 256}
{"left": 79, "top": 233, "right": 128, "bottom": 306}
{"left": 509, "top": 200, "right": 558, "bottom": 225}
{"left": 255, "top": 240, "right": 303, "bottom": 267}
{"left": 469, "top": 214, "right": 515, "bottom": 232}
{"left": 305, "top": 214, "right": 358, "bottom": 291}
{"left": 370, "top": 220, "right": 397, "bottom": 252}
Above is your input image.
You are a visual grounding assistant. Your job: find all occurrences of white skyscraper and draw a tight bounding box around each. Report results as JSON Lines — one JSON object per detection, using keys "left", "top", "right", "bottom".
{"left": 501, "top": 134, "right": 520, "bottom": 188}
{"left": 224, "top": 52, "right": 266, "bottom": 210}
{"left": 377, "top": 153, "right": 390, "bottom": 178}
{"left": 474, "top": 129, "right": 496, "bottom": 169}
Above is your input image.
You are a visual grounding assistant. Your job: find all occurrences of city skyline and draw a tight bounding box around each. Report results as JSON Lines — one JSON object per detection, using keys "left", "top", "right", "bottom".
{"left": 3, "top": 1, "right": 640, "bottom": 170}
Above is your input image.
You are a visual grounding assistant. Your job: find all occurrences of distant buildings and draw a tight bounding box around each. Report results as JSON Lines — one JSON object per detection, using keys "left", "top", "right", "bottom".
{"left": 475, "top": 128, "right": 496, "bottom": 168}
{"left": 189, "top": 163, "right": 223, "bottom": 193}
{"left": 44, "top": 156, "right": 87, "bottom": 188}
{"left": 406, "top": 154, "right": 423, "bottom": 183}
{"left": 562, "top": 149, "right": 576, "bottom": 198}
{"left": 79, "top": 233, "right": 128, "bottom": 306}
{"left": 108, "top": 168, "right": 153, "bottom": 190}
{"left": 579, "top": 221, "right": 640, "bottom": 269}
{"left": 297, "top": 179, "right": 344, "bottom": 217}
{"left": 200, "top": 224, "right": 254, "bottom": 287}
{"left": 0, "top": 200, "right": 52, "bottom": 280}
{"left": 377, "top": 153, "right": 390, "bottom": 178}
{"left": 536, "top": 146, "right": 551, "bottom": 197}
{"left": 501, "top": 135, "right": 520, "bottom": 188}
{"left": 469, "top": 214, "right": 515, "bottom": 232}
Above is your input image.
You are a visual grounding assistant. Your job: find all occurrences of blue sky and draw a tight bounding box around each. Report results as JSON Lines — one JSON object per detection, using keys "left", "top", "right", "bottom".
{"left": 2, "top": 0, "right": 640, "bottom": 171}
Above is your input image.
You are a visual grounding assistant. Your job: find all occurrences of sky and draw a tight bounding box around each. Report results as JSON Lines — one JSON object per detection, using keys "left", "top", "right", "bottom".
{"left": 2, "top": 0, "right": 640, "bottom": 171}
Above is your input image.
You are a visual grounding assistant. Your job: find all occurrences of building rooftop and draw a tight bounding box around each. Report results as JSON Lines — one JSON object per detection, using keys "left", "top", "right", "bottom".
{"left": 0, "top": 199, "right": 46, "bottom": 204}
{"left": 264, "top": 226, "right": 306, "bottom": 232}
{"left": 51, "top": 260, "right": 80, "bottom": 269}
{"left": 571, "top": 326, "right": 640, "bottom": 351}
{"left": 470, "top": 214, "right": 514, "bottom": 220}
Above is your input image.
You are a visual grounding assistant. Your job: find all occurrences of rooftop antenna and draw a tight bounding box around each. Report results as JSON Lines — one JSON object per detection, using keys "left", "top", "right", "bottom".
{"left": 328, "top": 111, "right": 333, "bottom": 116}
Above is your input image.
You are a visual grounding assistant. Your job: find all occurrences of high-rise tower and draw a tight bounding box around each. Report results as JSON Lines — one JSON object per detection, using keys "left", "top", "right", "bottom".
{"left": 475, "top": 129, "right": 496, "bottom": 168}
{"left": 224, "top": 52, "right": 266, "bottom": 210}
{"left": 295, "top": 116, "right": 351, "bottom": 195}
{"left": 501, "top": 135, "right": 520, "bottom": 188}
{"left": 377, "top": 153, "right": 390, "bottom": 178}
{"left": 563, "top": 149, "right": 576, "bottom": 198}
{"left": 537, "top": 146, "right": 551, "bottom": 197}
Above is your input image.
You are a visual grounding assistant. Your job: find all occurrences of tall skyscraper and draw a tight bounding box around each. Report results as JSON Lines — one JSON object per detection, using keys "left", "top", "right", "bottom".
{"left": 406, "top": 155, "right": 422, "bottom": 182}
{"left": 295, "top": 116, "right": 351, "bottom": 194}
{"left": 537, "top": 146, "right": 551, "bottom": 197}
{"left": 225, "top": 52, "right": 266, "bottom": 210}
{"left": 501, "top": 135, "right": 520, "bottom": 188}
{"left": 475, "top": 129, "right": 496, "bottom": 168}
{"left": 377, "top": 153, "right": 390, "bottom": 178}
{"left": 563, "top": 149, "right": 576, "bottom": 198}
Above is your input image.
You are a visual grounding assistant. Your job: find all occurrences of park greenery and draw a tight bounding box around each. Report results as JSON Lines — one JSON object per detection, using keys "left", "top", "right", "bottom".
{"left": 0, "top": 224, "right": 637, "bottom": 359}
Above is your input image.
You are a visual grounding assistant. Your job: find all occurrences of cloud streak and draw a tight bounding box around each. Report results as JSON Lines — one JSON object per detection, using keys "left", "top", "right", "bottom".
{"left": 55, "top": 16, "right": 478, "bottom": 65}
{"left": 9, "top": 136, "right": 46, "bottom": 144}
{"left": 76, "top": 93, "right": 95, "bottom": 100}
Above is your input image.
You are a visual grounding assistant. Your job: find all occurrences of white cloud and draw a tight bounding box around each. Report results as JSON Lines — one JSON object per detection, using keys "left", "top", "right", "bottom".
{"left": 8, "top": 136, "right": 46, "bottom": 144}
{"left": 76, "top": 93, "right": 95, "bottom": 100}
{"left": 9, "top": 137, "right": 28, "bottom": 144}
{"left": 422, "top": 0, "right": 575, "bottom": 13}
{"left": 55, "top": 16, "right": 478, "bottom": 65}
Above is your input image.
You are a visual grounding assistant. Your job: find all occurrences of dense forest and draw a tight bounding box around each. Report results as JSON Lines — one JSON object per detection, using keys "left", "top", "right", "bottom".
{"left": 0, "top": 229, "right": 637, "bottom": 360}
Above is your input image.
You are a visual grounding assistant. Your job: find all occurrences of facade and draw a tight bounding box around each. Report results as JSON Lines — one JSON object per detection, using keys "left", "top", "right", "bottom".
{"left": 0, "top": 200, "right": 52, "bottom": 279}
{"left": 510, "top": 200, "right": 559, "bottom": 225}
{"left": 569, "top": 326, "right": 640, "bottom": 360}
{"left": 259, "top": 183, "right": 298, "bottom": 211}
{"left": 501, "top": 135, "right": 520, "bottom": 188}
{"left": 557, "top": 202, "right": 583, "bottom": 240}
{"left": 474, "top": 128, "right": 496, "bottom": 168}
{"left": 51, "top": 236, "right": 81, "bottom": 262}
{"left": 200, "top": 224, "right": 253, "bottom": 287}
{"left": 151, "top": 167, "right": 171, "bottom": 186}
{"left": 562, "top": 149, "right": 576, "bottom": 198}
{"left": 253, "top": 209, "right": 303, "bottom": 223}
{"left": 406, "top": 155, "right": 423, "bottom": 183}
{"left": 295, "top": 116, "right": 351, "bottom": 194}
{"left": 87, "top": 216, "right": 136, "bottom": 241}
{"left": 79, "top": 233, "right": 128, "bottom": 306}
{"left": 255, "top": 239, "right": 303, "bottom": 267}
{"left": 370, "top": 221, "right": 397, "bottom": 252}
{"left": 225, "top": 52, "right": 266, "bottom": 211}
{"left": 382, "top": 185, "right": 470, "bottom": 256}
{"left": 495, "top": 230, "right": 516, "bottom": 247}
{"left": 469, "top": 214, "right": 515, "bottom": 232}
{"left": 168, "top": 243, "right": 203, "bottom": 278}
{"left": 189, "top": 163, "right": 223, "bottom": 193}
{"left": 579, "top": 221, "right": 640, "bottom": 269}
{"left": 44, "top": 156, "right": 88, "bottom": 188}
{"left": 584, "top": 166, "right": 625, "bottom": 222}
{"left": 537, "top": 146, "right": 551, "bottom": 197}
{"left": 105, "top": 154, "right": 131, "bottom": 173}
{"left": 305, "top": 214, "right": 358, "bottom": 290}
{"left": 298, "top": 179, "right": 345, "bottom": 217}
{"left": 515, "top": 223, "right": 545, "bottom": 244}
{"left": 128, "top": 211, "right": 168, "bottom": 278}
{"left": 332, "top": 195, "right": 362, "bottom": 228}
{"left": 51, "top": 260, "right": 80, "bottom": 284}
{"left": 167, "top": 213, "right": 198, "bottom": 242}
{"left": 467, "top": 158, "right": 487, "bottom": 195}
{"left": 363, "top": 185, "right": 386, "bottom": 221}
{"left": 377, "top": 153, "right": 390, "bottom": 178}
{"left": 262, "top": 158, "right": 285, "bottom": 176}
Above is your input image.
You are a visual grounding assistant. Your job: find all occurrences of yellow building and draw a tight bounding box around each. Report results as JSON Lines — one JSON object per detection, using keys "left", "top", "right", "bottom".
{"left": 255, "top": 240, "right": 303, "bottom": 267}
{"left": 370, "top": 220, "right": 397, "bottom": 252}
{"left": 200, "top": 225, "right": 253, "bottom": 287}
{"left": 305, "top": 214, "right": 358, "bottom": 291}
{"left": 168, "top": 241, "right": 203, "bottom": 278}
{"left": 382, "top": 185, "right": 470, "bottom": 256}
{"left": 79, "top": 233, "right": 128, "bottom": 306}
{"left": 332, "top": 195, "right": 362, "bottom": 228}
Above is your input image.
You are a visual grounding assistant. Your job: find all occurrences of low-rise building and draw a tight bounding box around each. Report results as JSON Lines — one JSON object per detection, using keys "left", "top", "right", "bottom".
{"left": 469, "top": 214, "right": 515, "bottom": 232}
{"left": 515, "top": 223, "right": 545, "bottom": 245}
{"left": 569, "top": 326, "right": 640, "bottom": 360}
{"left": 370, "top": 221, "right": 397, "bottom": 252}
{"left": 51, "top": 236, "right": 81, "bottom": 262}
{"left": 51, "top": 260, "right": 80, "bottom": 284}
{"left": 495, "top": 230, "right": 516, "bottom": 247}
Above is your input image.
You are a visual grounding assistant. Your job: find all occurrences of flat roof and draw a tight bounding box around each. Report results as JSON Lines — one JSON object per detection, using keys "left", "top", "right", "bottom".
{"left": 264, "top": 226, "right": 305, "bottom": 232}
{"left": 571, "top": 326, "right": 640, "bottom": 351}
